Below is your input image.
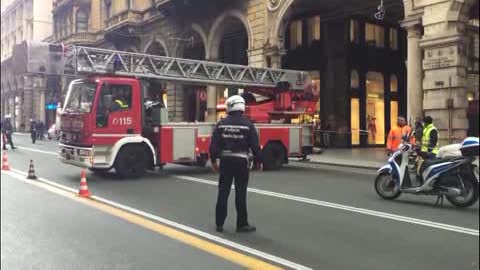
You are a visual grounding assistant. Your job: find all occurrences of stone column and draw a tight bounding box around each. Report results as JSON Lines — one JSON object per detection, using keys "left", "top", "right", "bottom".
{"left": 401, "top": 17, "right": 424, "bottom": 123}
{"left": 420, "top": 36, "right": 469, "bottom": 145}
{"left": 23, "top": 76, "right": 34, "bottom": 132}
{"left": 16, "top": 93, "right": 23, "bottom": 131}
{"left": 206, "top": 85, "right": 217, "bottom": 122}
{"left": 9, "top": 95, "right": 15, "bottom": 127}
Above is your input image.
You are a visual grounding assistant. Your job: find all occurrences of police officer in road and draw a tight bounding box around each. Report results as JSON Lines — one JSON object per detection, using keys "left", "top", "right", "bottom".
{"left": 210, "top": 95, "right": 262, "bottom": 233}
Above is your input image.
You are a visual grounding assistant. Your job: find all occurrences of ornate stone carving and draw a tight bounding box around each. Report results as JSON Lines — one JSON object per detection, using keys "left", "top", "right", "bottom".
{"left": 267, "top": 0, "right": 282, "bottom": 12}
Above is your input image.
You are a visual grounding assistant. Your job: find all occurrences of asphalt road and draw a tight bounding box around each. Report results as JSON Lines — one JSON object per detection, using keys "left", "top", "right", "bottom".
{"left": 2, "top": 134, "right": 479, "bottom": 270}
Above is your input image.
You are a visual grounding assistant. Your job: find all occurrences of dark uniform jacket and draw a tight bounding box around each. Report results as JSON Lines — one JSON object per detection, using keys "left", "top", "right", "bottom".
{"left": 209, "top": 112, "right": 262, "bottom": 163}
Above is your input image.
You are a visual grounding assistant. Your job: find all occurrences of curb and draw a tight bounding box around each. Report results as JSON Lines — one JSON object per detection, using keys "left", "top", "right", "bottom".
{"left": 292, "top": 160, "right": 380, "bottom": 170}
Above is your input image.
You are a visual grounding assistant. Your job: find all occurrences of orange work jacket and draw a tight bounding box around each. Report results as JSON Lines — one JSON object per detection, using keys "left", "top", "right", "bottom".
{"left": 386, "top": 125, "right": 415, "bottom": 151}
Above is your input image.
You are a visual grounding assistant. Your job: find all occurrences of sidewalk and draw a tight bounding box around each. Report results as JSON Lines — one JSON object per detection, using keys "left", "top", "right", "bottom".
{"left": 300, "top": 147, "right": 387, "bottom": 170}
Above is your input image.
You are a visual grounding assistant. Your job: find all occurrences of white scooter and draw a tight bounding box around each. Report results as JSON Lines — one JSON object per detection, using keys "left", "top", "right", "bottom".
{"left": 375, "top": 137, "right": 479, "bottom": 207}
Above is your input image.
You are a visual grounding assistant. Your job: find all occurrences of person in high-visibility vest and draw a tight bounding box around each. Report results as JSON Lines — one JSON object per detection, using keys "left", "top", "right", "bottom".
{"left": 386, "top": 116, "right": 415, "bottom": 154}
{"left": 112, "top": 89, "right": 130, "bottom": 111}
{"left": 421, "top": 116, "right": 439, "bottom": 159}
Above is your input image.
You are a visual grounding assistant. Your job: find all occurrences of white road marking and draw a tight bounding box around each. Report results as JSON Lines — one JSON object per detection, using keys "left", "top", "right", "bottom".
{"left": 176, "top": 175, "right": 480, "bottom": 237}
{"left": 3, "top": 168, "right": 312, "bottom": 270}
{"left": 10, "top": 146, "right": 480, "bottom": 237}
{"left": 16, "top": 146, "right": 58, "bottom": 156}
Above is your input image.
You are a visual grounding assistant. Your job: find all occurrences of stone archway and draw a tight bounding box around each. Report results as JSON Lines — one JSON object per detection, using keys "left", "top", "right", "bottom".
{"left": 270, "top": 0, "right": 411, "bottom": 49}
{"left": 174, "top": 23, "right": 208, "bottom": 60}
{"left": 207, "top": 10, "right": 252, "bottom": 62}
{"left": 144, "top": 38, "right": 169, "bottom": 56}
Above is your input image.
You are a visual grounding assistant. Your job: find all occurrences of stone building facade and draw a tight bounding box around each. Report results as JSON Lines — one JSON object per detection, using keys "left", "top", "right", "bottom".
{"left": 1, "top": 0, "right": 54, "bottom": 131}
{"left": 1, "top": 0, "right": 478, "bottom": 146}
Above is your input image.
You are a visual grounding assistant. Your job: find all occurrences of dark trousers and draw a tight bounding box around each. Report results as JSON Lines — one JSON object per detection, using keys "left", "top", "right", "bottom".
{"left": 3, "top": 133, "right": 14, "bottom": 149}
{"left": 215, "top": 157, "right": 249, "bottom": 228}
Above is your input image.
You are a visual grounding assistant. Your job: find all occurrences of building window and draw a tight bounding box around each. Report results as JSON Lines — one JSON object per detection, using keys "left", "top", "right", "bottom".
{"left": 289, "top": 19, "right": 302, "bottom": 50}
{"left": 307, "top": 16, "right": 320, "bottom": 45}
{"left": 126, "top": 0, "right": 131, "bottom": 9}
{"left": 390, "top": 74, "right": 398, "bottom": 92}
{"left": 351, "top": 70, "right": 360, "bottom": 89}
{"left": 350, "top": 19, "right": 360, "bottom": 43}
{"left": 389, "top": 28, "right": 398, "bottom": 50}
{"left": 366, "top": 72, "right": 385, "bottom": 144}
{"left": 365, "top": 23, "right": 384, "bottom": 48}
{"left": 76, "top": 9, "right": 88, "bottom": 33}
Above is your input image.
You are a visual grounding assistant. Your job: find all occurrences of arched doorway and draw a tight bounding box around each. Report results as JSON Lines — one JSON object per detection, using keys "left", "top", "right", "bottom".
{"left": 145, "top": 39, "right": 168, "bottom": 56}
{"left": 276, "top": 0, "right": 406, "bottom": 147}
{"left": 217, "top": 17, "right": 248, "bottom": 65}
{"left": 179, "top": 29, "right": 208, "bottom": 122}
{"left": 209, "top": 14, "right": 250, "bottom": 120}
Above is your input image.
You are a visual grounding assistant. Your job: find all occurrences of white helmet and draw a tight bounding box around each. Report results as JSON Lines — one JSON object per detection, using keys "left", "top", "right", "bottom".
{"left": 225, "top": 95, "right": 245, "bottom": 113}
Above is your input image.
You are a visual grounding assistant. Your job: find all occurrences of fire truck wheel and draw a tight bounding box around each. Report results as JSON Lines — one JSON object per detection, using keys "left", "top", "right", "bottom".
{"left": 114, "top": 144, "right": 147, "bottom": 178}
{"left": 262, "top": 143, "right": 286, "bottom": 170}
{"left": 88, "top": 168, "right": 110, "bottom": 175}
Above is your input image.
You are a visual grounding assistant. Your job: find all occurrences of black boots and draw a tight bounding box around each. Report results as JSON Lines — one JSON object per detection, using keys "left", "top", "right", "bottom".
{"left": 236, "top": 225, "right": 256, "bottom": 233}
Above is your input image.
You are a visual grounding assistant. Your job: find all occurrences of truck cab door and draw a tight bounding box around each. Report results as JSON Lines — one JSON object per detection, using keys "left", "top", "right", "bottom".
{"left": 93, "top": 81, "right": 141, "bottom": 144}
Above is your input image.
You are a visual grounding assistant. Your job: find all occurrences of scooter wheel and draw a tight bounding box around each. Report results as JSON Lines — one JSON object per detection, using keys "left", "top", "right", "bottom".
{"left": 375, "top": 172, "right": 401, "bottom": 200}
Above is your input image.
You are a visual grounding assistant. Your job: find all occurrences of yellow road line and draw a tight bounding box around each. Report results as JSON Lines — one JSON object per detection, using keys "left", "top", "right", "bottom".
{"left": 2, "top": 170, "right": 283, "bottom": 270}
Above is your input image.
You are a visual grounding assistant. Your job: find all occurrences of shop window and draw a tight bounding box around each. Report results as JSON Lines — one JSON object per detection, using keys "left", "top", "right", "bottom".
{"left": 351, "top": 98, "right": 360, "bottom": 145}
{"left": 390, "top": 74, "right": 398, "bottom": 92}
{"left": 389, "top": 28, "right": 398, "bottom": 50}
{"left": 76, "top": 9, "right": 88, "bottom": 33}
{"left": 390, "top": 100, "right": 398, "bottom": 130}
{"left": 366, "top": 72, "right": 385, "bottom": 144}
{"left": 365, "top": 23, "right": 384, "bottom": 48}
{"left": 351, "top": 70, "right": 360, "bottom": 89}
{"left": 307, "top": 16, "right": 321, "bottom": 45}
{"left": 290, "top": 20, "right": 303, "bottom": 49}
{"left": 309, "top": 71, "right": 320, "bottom": 115}
{"left": 350, "top": 19, "right": 360, "bottom": 44}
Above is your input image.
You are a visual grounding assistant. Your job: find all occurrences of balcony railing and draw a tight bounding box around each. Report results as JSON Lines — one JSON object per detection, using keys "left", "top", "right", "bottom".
{"left": 57, "top": 32, "right": 97, "bottom": 44}
{"left": 105, "top": 10, "right": 144, "bottom": 30}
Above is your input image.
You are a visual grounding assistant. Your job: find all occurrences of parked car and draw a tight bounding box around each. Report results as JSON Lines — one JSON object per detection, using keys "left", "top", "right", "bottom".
{"left": 48, "top": 124, "right": 60, "bottom": 140}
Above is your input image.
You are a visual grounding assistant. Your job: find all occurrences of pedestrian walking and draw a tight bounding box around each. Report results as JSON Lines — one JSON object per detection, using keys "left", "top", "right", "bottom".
{"left": 30, "top": 119, "right": 37, "bottom": 144}
{"left": 209, "top": 95, "right": 262, "bottom": 233}
{"left": 2, "top": 115, "right": 16, "bottom": 150}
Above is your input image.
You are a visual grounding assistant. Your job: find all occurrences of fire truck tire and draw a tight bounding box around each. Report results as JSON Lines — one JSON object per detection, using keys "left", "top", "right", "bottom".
{"left": 262, "top": 143, "right": 286, "bottom": 170}
{"left": 114, "top": 144, "right": 147, "bottom": 178}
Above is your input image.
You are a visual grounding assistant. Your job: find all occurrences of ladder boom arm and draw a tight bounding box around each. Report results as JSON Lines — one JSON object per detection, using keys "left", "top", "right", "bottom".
{"left": 12, "top": 41, "right": 310, "bottom": 91}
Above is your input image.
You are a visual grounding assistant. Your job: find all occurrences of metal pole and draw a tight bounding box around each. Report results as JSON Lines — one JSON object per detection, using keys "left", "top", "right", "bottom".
{"left": 448, "top": 77, "right": 453, "bottom": 144}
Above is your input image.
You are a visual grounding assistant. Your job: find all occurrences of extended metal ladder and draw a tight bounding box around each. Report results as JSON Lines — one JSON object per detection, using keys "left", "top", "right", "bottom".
{"left": 61, "top": 46, "right": 309, "bottom": 90}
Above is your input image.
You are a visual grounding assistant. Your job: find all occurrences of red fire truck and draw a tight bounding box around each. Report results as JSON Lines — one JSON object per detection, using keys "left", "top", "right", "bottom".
{"left": 13, "top": 41, "right": 318, "bottom": 178}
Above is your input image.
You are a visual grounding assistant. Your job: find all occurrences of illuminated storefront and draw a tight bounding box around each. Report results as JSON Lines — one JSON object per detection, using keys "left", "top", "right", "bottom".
{"left": 283, "top": 15, "right": 406, "bottom": 147}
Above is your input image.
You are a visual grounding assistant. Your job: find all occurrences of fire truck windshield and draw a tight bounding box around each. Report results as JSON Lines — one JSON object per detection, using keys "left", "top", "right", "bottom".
{"left": 64, "top": 80, "right": 97, "bottom": 113}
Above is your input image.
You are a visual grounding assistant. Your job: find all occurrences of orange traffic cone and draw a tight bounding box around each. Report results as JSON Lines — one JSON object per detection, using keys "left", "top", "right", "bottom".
{"left": 26, "top": 160, "right": 37, "bottom": 180}
{"left": 1, "top": 151, "right": 10, "bottom": 171}
{"left": 78, "top": 168, "right": 91, "bottom": 197}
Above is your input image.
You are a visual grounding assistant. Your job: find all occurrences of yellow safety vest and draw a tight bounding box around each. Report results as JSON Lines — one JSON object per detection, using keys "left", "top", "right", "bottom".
{"left": 421, "top": 123, "right": 439, "bottom": 154}
{"left": 115, "top": 99, "right": 128, "bottom": 109}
